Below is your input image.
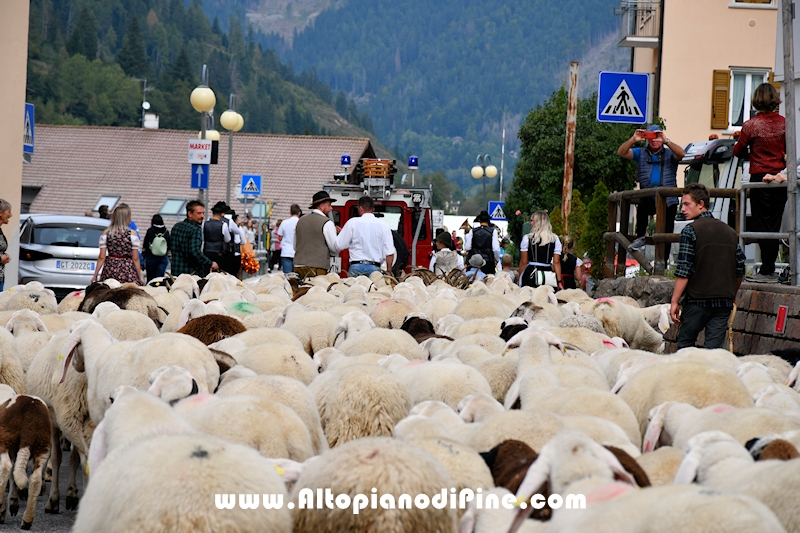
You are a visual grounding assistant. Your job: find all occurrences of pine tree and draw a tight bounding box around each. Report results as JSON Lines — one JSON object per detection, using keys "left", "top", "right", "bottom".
{"left": 117, "top": 16, "right": 147, "bottom": 78}
{"left": 66, "top": 7, "right": 98, "bottom": 59}
{"left": 168, "top": 45, "right": 195, "bottom": 85}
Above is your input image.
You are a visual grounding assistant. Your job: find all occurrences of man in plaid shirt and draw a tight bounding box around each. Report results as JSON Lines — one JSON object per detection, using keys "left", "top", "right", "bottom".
{"left": 170, "top": 200, "right": 217, "bottom": 276}
{"left": 670, "top": 183, "right": 745, "bottom": 349}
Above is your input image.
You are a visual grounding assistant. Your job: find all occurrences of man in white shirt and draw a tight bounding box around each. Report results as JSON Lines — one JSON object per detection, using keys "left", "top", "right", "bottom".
{"left": 277, "top": 204, "right": 301, "bottom": 274}
{"left": 293, "top": 191, "right": 340, "bottom": 278}
{"left": 335, "top": 196, "right": 395, "bottom": 277}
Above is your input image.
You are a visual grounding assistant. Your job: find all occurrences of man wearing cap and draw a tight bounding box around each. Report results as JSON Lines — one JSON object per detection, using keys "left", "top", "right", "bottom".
{"left": 617, "top": 125, "right": 685, "bottom": 250}
{"left": 202, "top": 201, "right": 232, "bottom": 276}
{"left": 465, "top": 254, "right": 487, "bottom": 281}
{"left": 429, "top": 231, "right": 464, "bottom": 275}
{"left": 293, "top": 191, "right": 339, "bottom": 278}
{"left": 335, "top": 196, "right": 395, "bottom": 277}
{"left": 464, "top": 210, "right": 500, "bottom": 275}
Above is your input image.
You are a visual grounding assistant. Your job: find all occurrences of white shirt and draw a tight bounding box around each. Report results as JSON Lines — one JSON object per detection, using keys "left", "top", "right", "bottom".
{"left": 464, "top": 225, "right": 501, "bottom": 262}
{"left": 313, "top": 209, "right": 339, "bottom": 255}
{"left": 99, "top": 231, "right": 141, "bottom": 252}
{"left": 429, "top": 250, "right": 464, "bottom": 272}
{"left": 520, "top": 235, "right": 562, "bottom": 265}
{"left": 335, "top": 212, "right": 395, "bottom": 263}
{"left": 277, "top": 215, "right": 300, "bottom": 258}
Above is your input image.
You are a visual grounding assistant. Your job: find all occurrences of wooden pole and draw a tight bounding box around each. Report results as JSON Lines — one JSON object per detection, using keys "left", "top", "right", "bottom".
{"left": 562, "top": 61, "right": 579, "bottom": 231}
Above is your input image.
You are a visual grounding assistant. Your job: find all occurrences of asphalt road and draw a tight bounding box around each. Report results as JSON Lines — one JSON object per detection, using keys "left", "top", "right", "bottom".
{"left": 0, "top": 449, "right": 82, "bottom": 532}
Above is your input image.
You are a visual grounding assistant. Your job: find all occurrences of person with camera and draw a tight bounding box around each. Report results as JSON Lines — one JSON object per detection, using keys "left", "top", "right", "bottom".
{"left": 617, "top": 124, "right": 685, "bottom": 250}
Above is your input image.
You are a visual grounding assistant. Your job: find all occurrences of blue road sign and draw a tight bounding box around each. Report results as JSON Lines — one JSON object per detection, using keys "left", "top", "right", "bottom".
{"left": 241, "top": 174, "right": 261, "bottom": 196}
{"left": 488, "top": 201, "right": 506, "bottom": 221}
{"left": 191, "top": 164, "right": 209, "bottom": 189}
{"left": 597, "top": 71, "right": 649, "bottom": 124}
{"left": 23, "top": 103, "right": 34, "bottom": 154}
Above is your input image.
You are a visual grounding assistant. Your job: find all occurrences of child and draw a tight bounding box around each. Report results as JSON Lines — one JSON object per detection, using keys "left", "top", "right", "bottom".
{"left": 560, "top": 236, "right": 583, "bottom": 290}
{"left": 500, "top": 254, "right": 517, "bottom": 283}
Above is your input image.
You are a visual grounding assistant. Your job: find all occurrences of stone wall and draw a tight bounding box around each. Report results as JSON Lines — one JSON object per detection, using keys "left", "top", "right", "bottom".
{"left": 593, "top": 275, "right": 675, "bottom": 307}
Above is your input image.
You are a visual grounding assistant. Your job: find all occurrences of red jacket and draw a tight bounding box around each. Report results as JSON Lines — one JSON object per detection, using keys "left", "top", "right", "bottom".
{"left": 733, "top": 112, "right": 786, "bottom": 175}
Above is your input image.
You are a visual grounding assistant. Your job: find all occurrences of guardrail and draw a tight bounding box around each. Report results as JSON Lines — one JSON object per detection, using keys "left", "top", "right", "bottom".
{"left": 738, "top": 181, "right": 790, "bottom": 248}
{"left": 604, "top": 187, "right": 739, "bottom": 277}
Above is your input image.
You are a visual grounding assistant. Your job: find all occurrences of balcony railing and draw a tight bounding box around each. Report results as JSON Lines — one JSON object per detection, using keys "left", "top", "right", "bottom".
{"left": 616, "top": 1, "right": 661, "bottom": 48}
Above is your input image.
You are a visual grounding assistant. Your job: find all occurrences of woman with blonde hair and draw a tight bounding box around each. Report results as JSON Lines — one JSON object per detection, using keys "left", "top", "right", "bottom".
{"left": 518, "top": 211, "right": 562, "bottom": 289}
{"left": 91, "top": 203, "right": 143, "bottom": 285}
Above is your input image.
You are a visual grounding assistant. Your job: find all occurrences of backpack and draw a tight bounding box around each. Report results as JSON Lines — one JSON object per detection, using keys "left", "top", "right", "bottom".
{"left": 149, "top": 232, "right": 168, "bottom": 257}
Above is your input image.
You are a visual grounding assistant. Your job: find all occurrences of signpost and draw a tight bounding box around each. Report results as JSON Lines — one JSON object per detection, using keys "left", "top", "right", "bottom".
{"left": 488, "top": 201, "right": 506, "bottom": 221}
{"left": 23, "top": 103, "right": 34, "bottom": 163}
{"left": 191, "top": 164, "right": 209, "bottom": 189}
{"left": 241, "top": 174, "right": 262, "bottom": 196}
{"left": 596, "top": 71, "right": 650, "bottom": 124}
{"left": 188, "top": 139, "right": 213, "bottom": 164}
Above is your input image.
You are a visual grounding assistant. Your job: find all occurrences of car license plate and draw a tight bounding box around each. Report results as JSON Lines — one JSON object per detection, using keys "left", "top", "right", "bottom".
{"left": 56, "top": 260, "right": 95, "bottom": 271}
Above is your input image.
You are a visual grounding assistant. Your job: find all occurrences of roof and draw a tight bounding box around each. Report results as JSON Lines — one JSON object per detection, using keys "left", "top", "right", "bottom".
{"left": 22, "top": 125, "right": 375, "bottom": 227}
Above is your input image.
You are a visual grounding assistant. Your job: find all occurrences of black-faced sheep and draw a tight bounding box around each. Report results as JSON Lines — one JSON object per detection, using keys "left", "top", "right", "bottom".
{"left": 78, "top": 282, "right": 165, "bottom": 326}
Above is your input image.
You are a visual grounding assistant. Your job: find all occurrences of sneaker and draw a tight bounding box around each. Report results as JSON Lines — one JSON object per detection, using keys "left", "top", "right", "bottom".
{"left": 778, "top": 267, "right": 791, "bottom": 284}
{"left": 746, "top": 272, "right": 779, "bottom": 283}
{"left": 629, "top": 237, "right": 646, "bottom": 251}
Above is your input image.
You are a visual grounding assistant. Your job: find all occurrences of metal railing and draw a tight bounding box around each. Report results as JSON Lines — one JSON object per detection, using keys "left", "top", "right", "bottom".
{"left": 604, "top": 187, "right": 739, "bottom": 277}
{"left": 616, "top": 1, "right": 661, "bottom": 45}
{"left": 738, "top": 181, "right": 791, "bottom": 247}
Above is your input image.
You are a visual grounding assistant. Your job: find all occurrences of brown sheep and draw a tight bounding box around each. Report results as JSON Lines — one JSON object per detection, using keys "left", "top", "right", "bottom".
{"left": 177, "top": 314, "right": 246, "bottom": 346}
{"left": 78, "top": 283, "right": 165, "bottom": 326}
{"left": 400, "top": 316, "right": 453, "bottom": 344}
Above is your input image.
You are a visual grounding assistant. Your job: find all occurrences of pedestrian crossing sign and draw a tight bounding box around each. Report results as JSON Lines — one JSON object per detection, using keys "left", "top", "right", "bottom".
{"left": 241, "top": 174, "right": 261, "bottom": 196}
{"left": 488, "top": 201, "right": 506, "bottom": 221}
{"left": 597, "top": 71, "right": 649, "bottom": 124}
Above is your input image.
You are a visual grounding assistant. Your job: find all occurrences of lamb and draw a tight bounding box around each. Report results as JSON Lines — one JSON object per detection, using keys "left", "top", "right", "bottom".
{"left": 2, "top": 287, "right": 58, "bottom": 315}
{"left": 60, "top": 319, "right": 220, "bottom": 424}
{"left": 420, "top": 297, "right": 458, "bottom": 327}
{"left": 675, "top": 430, "right": 800, "bottom": 532}
{"left": 290, "top": 437, "right": 457, "bottom": 533}
{"left": 0, "top": 390, "right": 52, "bottom": 530}
{"left": 147, "top": 365, "right": 201, "bottom": 405}
{"left": 56, "top": 290, "right": 85, "bottom": 313}
{"left": 280, "top": 310, "right": 339, "bottom": 355}
{"left": 638, "top": 303, "right": 672, "bottom": 334}
{"left": 615, "top": 358, "right": 754, "bottom": 436}
{"left": 94, "top": 305, "right": 161, "bottom": 341}
{"left": 215, "top": 374, "right": 328, "bottom": 454}
{"left": 384, "top": 358, "right": 493, "bottom": 411}
{"left": 449, "top": 317, "right": 505, "bottom": 339}
{"left": 369, "top": 298, "right": 418, "bottom": 328}
{"left": 74, "top": 433, "right": 293, "bottom": 532}
{"left": 509, "top": 428, "right": 784, "bottom": 533}
{"left": 228, "top": 327, "right": 305, "bottom": 350}
{"left": 636, "top": 446, "right": 686, "bottom": 486}
{"left": 642, "top": 401, "right": 800, "bottom": 453}
{"left": 754, "top": 385, "right": 800, "bottom": 415}
{"left": 453, "top": 296, "right": 515, "bottom": 321}
{"left": 556, "top": 313, "right": 606, "bottom": 334}
{"left": 4, "top": 309, "right": 53, "bottom": 373}
{"left": 738, "top": 361, "right": 800, "bottom": 400}
{"left": 175, "top": 393, "right": 314, "bottom": 461}
{"left": 309, "top": 364, "right": 411, "bottom": 447}
{"left": 78, "top": 282, "right": 165, "bottom": 326}
{"left": 587, "top": 298, "right": 664, "bottom": 352}
{"left": 176, "top": 313, "right": 246, "bottom": 345}
{"left": 233, "top": 343, "right": 316, "bottom": 385}
{"left": 337, "top": 328, "right": 423, "bottom": 359}
{"left": 0, "top": 330, "right": 26, "bottom": 394}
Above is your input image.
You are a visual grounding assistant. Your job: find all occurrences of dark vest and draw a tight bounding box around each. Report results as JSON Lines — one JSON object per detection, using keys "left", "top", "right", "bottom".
{"left": 203, "top": 219, "right": 225, "bottom": 254}
{"left": 637, "top": 147, "right": 679, "bottom": 207}
{"left": 685, "top": 217, "right": 739, "bottom": 300}
{"left": 528, "top": 238, "right": 556, "bottom": 266}
{"left": 294, "top": 212, "right": 331, "bottom": 270}
{"left": 467, "top": 226, "right": 494, "bottom": 264}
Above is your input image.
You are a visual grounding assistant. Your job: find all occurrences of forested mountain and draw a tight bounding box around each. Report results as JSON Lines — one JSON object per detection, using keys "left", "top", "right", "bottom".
{"left": 25, "top": 0, "right": 379, "bottom": 144}
{"left": 237, "top": 0, "right": 627, "bottom": 191}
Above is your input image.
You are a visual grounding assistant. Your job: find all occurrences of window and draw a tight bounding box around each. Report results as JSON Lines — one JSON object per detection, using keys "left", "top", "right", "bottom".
{"left": 710, "top": 69, "right": 773, "bottom": 130}
{"left": 93, "top": 196, "right": 120, "bottom": 213}
{"left": 731, "top": 0, "right": 774, "bottom": 5}
{"left": 32, "top": 223, "right": 106, "bottom": 247}
{"left": 159, "top": 198, "right": 187, "bottom": 217}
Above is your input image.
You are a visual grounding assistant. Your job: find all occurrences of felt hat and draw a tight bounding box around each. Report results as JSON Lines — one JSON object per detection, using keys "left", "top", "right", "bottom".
{"left": 468, "top": 254, "right": 486, "bottom": 268}
{"left": 436, "top": 231, "right": 454, "bottom": 247}
{"left": 309, "top": 191, "right": 335, "bottom": 208}
{"left": 476, "top": 210, "right": 491, "bottom": 223}
{"left": 211, "top": 201, "right": 230, "bottom": 214}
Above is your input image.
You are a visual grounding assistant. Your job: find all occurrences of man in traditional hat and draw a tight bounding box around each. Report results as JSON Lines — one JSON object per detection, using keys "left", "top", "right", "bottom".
{"left": 617, "top": 123, "right": 685, "bottom": 251}
{"left": 465, "top": 254, "right": 487, "bottom": 281}
{"left": 293, "top": 191, "right": 339, "bottom": 278}
{"left": 464, "top": 210, "right": 500, "bottom": 275}
{"left": 202, "top": 201, "right": 232, "bottom": 276}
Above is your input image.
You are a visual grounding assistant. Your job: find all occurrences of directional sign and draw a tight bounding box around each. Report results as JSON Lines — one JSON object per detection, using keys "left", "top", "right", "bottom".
{"left": 191, "top": 164, "right": 209, "bottom": 189}
{"left": 241, "top": 174, "right": 261, "bottom": 196}
{"left": 597, "top": 71, "right": 649, "bottom": 124}
{"left": 188, "top": 139, "right": 213, "bottom": 164}
{"left": 23, "top": 103, "right": 34, "bottom": 155}
{"left": 488, "top": 201, "right": 506, "bottom": 221}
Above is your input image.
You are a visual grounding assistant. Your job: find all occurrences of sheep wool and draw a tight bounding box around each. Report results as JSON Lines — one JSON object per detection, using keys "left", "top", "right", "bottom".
{"left": 338, "top": 328, "right": 423, "bottom": 360}
{"left": 74, "top": 434, "right": 292, "bottom": 533}
{"left": 233, "top": 343, "right": 316, "bottom": 385}
{"left": 309, "top": 365, "right": 411, "bottom": 447}
{"left": 291, "top": 437, "right": 457, "bottom": 533}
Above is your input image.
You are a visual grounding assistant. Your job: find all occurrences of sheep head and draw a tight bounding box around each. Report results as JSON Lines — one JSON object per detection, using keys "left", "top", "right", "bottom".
{"left": 148, "top": 365, "right": 199, "bottom": 405}
{"left": 59, "top": 319, "right": 112, "bottom": 384}
{"left": 674, "top": 430, "right": 752, "bottom": 484}
{"left": 5, "top": 309, "right": 48, "bottom": 334}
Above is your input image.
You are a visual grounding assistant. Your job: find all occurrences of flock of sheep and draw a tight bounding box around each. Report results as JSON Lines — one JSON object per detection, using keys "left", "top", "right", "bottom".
{"left": 0, "top": 268, "right": 797, "bottom": 532}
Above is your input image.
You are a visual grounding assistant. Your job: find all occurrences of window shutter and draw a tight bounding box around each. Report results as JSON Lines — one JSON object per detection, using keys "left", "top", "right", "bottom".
{"left": 711, "top": 69, "right": 730, "bottom": 130}
{"left": 769, "top": 71, "right": 782, "bottom": 94}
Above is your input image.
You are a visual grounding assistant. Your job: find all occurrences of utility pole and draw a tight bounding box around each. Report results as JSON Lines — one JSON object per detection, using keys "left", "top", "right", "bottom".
{"left": 562, "top": 61, "right": 579, "bottom": 232}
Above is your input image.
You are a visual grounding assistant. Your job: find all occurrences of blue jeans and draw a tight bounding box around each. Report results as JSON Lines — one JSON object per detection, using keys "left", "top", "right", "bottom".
{"left": 281, "top": 257, "right": 294, "bottom": 274}
{"left": 348, "top": 263, "right": 379, "bottom": 277}
{"left": 0, "top": 281, "right": 3, "bottom": 292}
{"left": 145, "top": 255, "right": 169, "bottom": 282}
{"left": 676, "top": 302, "right": 732, "bottom": 349}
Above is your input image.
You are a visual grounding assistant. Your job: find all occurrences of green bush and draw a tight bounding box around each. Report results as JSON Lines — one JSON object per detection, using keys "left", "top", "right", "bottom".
{"left": 581, "top": 182, "right": 610, "bottom": 279}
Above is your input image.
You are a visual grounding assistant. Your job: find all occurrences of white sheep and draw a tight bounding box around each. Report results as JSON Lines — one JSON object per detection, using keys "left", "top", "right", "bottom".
{"left": 337, "top": 328, "right": 423, "bottom": 359}
{"left": 332, "top": 310, "right": 376, "bottom": 347}
{"left": 74, "top": 433, "right": 292, "bottom": 532}
{"left": 4, "top": 309, "right": 53, "bottom": 374}
{"left": 369, "top": 297, "right": 418, "bottom": 328}
{"left": 0, "top": 329, "right": 26, "bottom": 394}
{"left": 95, "top": 305, "right": 161, "bottom": 341}
{"left": 215, "top": 374, "right": 328, "bottom": 454}
{"left": 233, "top": 343, "right": 316, "bottom": 385}
{"left": 587, "top": 298, "right": 664, "bottom": 352}
{"left": 675, "top": 430, "right": 800, "bottom": 532}
{"left": 384, "top": 358, "right": 493, "bottom": 411}
{"left": 738, "top": 361, "right": 800, "bottom": 400}
{"left": 175, "top": 393, "right": 314, "bottom": 461}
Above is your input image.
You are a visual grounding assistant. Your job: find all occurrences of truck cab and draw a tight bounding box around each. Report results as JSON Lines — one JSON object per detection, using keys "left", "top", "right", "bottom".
{"left": 324, "top": 159, "right": 433, "bottom": 276}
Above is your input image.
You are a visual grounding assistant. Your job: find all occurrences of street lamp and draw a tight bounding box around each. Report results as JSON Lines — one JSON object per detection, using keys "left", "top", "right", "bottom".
{"left": 190, "top": 65, "right": 216, "bottom": 216}
{"left": 471, "top": 154, "right": 498, "bottom": 209}
{"left": 220, "top": 94, "right": 245, "bottom": 205}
